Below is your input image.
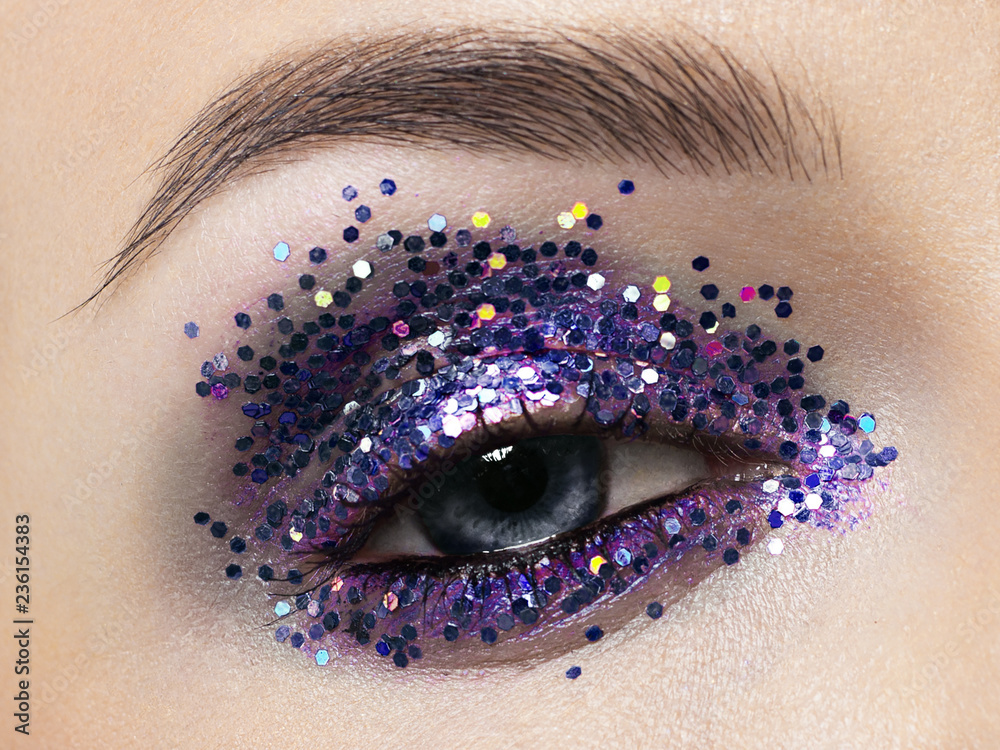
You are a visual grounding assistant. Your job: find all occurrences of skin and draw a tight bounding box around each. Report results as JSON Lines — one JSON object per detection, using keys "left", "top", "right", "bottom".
{"left": 2, "top": 0, "right": 998, "bottom": 747}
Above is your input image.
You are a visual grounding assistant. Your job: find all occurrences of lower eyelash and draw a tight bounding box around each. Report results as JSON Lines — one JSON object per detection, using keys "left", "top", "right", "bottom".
{"left": 192, "top": 228, "right": 897, "bottom": 669}
{"left": 279, "top": 477, "right": 764, "bottom": 651}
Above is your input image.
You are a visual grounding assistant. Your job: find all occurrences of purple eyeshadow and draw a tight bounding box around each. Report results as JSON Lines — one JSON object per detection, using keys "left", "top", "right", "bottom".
{"left": 189, "top": 184, "right": 896, "bottom": 671}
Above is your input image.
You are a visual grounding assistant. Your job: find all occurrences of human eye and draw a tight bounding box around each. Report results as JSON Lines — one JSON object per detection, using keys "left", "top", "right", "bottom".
{"left": 187, "top": 180, "right": 897, "bottom": 672}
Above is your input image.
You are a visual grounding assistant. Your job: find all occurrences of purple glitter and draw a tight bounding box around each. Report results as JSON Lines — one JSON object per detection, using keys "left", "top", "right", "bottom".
{"left": 191, "top": 209, "right": 896, "bottom": 671}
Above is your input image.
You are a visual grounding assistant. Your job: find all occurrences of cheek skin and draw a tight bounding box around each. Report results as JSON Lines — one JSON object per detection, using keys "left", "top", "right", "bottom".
{"left": 174, "top": 176, "right": 898, "bottom": 673}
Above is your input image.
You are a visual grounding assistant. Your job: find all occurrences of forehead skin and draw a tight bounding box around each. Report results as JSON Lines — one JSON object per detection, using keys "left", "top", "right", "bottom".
{"left": 1, "top": 1, "right": 998, "bottom": 747}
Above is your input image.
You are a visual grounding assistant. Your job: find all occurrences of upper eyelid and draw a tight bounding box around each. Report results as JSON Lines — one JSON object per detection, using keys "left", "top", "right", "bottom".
{"left": 223, "top": 305, "right": 795, "bottom": 542}
{"left": 81, "top": 26, "right": 840, "bottom": 313}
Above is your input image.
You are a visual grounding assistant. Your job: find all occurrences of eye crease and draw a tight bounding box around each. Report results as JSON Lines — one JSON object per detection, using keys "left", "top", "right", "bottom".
{"left": 188, "top": 181, "right": 896, "bottom": 672}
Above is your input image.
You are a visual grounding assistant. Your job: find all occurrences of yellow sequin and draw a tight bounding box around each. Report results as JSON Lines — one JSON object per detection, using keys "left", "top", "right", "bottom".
{"left": 653, "top": 276, "right": 671, "bottom": 293}
{"left": 314, "top": 290, "right": 333, "bottom": 308}
{"left": 472, "top": 211, "right": 491, "bottom": 228}
{"left": 588, "top": 555, "right": 608, "bottom": 575}
{"left": 487, "top": 253, "right": 507, "bottom": 270}
{"left": 571, "top": 202, "right": 588, "bottom": 219}
{"left": 653, "top": 294, "right": 671, "bottom": 311}
{"left": 477, "top": 303, "right": 497, "bottom": 321}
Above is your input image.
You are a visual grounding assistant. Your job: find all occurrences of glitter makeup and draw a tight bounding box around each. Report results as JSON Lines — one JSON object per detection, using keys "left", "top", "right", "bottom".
{"left": 190, "top": 181, "right": 896, "bottom": 671}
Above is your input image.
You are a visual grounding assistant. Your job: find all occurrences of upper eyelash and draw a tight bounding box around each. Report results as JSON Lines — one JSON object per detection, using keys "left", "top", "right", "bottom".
{"left": 322, "top": 398, "right": 777, "bottom": 550}
{"left": 192, "top": 229, "right": 896, "bottom": 668}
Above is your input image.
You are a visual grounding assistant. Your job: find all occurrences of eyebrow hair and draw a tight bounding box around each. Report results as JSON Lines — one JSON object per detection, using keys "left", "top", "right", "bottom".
{"left": 83, "top": 27, "right": 841, "bottom": 309}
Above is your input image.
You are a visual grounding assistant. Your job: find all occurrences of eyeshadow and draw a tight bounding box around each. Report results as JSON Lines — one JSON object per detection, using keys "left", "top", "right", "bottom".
{"left": 187, "top": 180, "right": 897, "bottom": 672}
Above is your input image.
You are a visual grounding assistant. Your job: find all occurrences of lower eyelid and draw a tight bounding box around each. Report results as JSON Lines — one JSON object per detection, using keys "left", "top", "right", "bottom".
{"left": 284, "top": 477, "right": 769, "bottom": 669}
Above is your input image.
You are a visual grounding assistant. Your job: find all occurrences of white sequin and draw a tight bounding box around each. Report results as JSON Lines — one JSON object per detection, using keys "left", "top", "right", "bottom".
{"left": 442, "top": 415, "right": 463, "bottom": 438}
{"left": 482, "top": 406, "right": 505, "bottom": 424}
{"left": 351, "top": 260, "right": 372, "bottom": 279}
{"left": 767, "top": 538, "right": 784, "bottom": 555}
{"left": 622, "top": 285, "right": 640, "bottom": 303}
{"left": 777, "top": 497, "right": 795, "bottom": 516}
{"left": 805, "top": 493, "right": 823, "bottom": 510}
{"left": 587, "top": 273, "right": 606, "bottom": 290}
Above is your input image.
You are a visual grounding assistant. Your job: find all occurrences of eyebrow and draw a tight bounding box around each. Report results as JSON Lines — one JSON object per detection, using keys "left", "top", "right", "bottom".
{"left": 84, "top": 27, "right": 840, "bottom": 309}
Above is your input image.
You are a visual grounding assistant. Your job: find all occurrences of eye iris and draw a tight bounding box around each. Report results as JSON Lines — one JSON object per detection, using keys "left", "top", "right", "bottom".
{"left": 417, "top": 435, "right": 604, "bottom": 555}
{"left": 473, "top": 444, "right": 549, "bottom": 513}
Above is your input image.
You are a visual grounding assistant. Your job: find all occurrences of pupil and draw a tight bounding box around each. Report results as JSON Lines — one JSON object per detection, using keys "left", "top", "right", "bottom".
{"left": 473, "top": 444, "right": 549, "bottom": 513}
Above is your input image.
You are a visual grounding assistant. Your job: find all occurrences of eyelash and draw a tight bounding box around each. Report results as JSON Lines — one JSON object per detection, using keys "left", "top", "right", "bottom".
{"left": 193, "top": 231, "right": 896, "bottom": 669}
{"left": 295, "top": 389, "right": 771, "bottom": 584}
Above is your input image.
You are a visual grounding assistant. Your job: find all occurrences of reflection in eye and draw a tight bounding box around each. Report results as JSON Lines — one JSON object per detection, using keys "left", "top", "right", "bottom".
{"left": 191, "top": 205, "right": 896, "bottom": 671}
